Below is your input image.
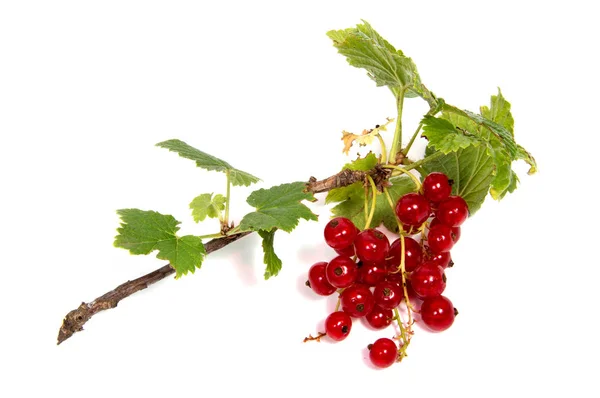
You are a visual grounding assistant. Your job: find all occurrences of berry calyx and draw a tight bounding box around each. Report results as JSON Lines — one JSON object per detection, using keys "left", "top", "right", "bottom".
{"left": 354, "top": 229, "right": 390, "bottom": 264}
{"left": 395, "top": 193, "right": 431, "bottom": 226}
{"left": 368, "top": 338, "right": 398, "bottom": 368}
{"left": 364, "top": 305, "right": 393, "bottom": 330}
{"left": 340, "top": 284, "right": 374, "bottom": 318}
{"left": 307, "top": 262, "right": 336, "bottom": 296}
{"left": 325, "top": 311, "right": 353, "bottom": 341}
{"left": 422, "top": 172, "right": 452, "bottom": 203}
{"left": 436, "top": 196, "right": 469, "bottom": 227}
{"left": 420, "top": 295, "right": 456, "bottom": 332}
{"left": 325, "top": 256, "right": 358, "bottom": 288}
{"left": 373, "top": 280, "right": 404, "bottom": 310}
{"left": 427, "top": 223, "right": 455, "bottom": 253}
{"left": 387, "top": 237, "right": 423, "bottom": 272}
{"left": 410, "top": 262, "right": 446, "bottom": 299}
{"left": 324, "top": 217, "right": 358, "bottom": 250}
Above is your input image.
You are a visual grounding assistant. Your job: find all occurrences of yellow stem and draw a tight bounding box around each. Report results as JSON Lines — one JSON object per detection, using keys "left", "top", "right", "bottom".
{"left": 364, "top": 176, "right": 378, "bottom": 230}
{"left": 381, "top": 164, "right": 422, "bottom": 191}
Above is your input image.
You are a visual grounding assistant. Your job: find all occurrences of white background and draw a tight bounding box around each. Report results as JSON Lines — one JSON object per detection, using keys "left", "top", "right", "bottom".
{"left": 1, "top": 1, "right": 598, "bottom": 397}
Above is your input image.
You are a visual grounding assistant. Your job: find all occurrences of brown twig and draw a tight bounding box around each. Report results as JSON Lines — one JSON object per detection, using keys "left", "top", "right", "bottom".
{"left": 57, "top": 166, "right": 388, "bottom": 345}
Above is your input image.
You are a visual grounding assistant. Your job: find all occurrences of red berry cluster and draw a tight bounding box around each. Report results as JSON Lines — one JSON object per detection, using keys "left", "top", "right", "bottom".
{"left": 305, "top": 172, "right": 468, "bottom": 368}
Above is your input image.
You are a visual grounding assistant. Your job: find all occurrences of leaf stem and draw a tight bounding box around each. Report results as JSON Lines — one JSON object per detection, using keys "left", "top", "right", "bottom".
{"left": 402, "top": 122, "right": 423, "bottom": 156}
{"left": 224, "top": 169, "right": 231, "bottom": 227}
{"left": 364, "top": 176, "right": 378, "bottom": 229}
{"left": 375, "top": 133, "right": 388, "bottom": 164}
{"left": 402, "top": 151, "right": 444, "bottom": 172}
{"left": 381, "top": 164, "right": 422, "bottom": 191}
{"left": 388, "top": 89, "right": 406, "bottom": 164}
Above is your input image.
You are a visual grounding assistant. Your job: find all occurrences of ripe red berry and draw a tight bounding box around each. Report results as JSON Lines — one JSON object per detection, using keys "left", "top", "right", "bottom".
{"left": 427, "top": 223, "right": 455, "bottom": 253}
{"left": 357, "top": 262, "right": 387, "bottom": 286}
{"left": 325, "top": 256, "right": 358, "bottom": 288}
{"left": 324, "top": 217, "right": 358, "bottom": 250}
{"left": 420, "top": 295, "right": 457, "bottom": 332}
{"left": 325, "top": 311, "right": 353, "bottom": 341}
{"left": 369, "top": 338, "right": 398, "bottom": 368}
{"left": 307, "top": 262, "right": 336, "bottom": 296}
{"left": 364, "top": 305, "right": 393, "bottom": 329}
{"left": 427, "top": 251, "right": 453, "bottom": 269}
{"left": 354, "top": 229, "right": 390, "bottom": 264}
{"left": 395, "top": 193, "right": 431, "bottom": 227}
{"left": 387, "top": 237, "right": 423, "bottom": 272}
{"left": 373, "top": 280, "right": 404, "bottom": 310}
{"left": 410, "top": 262, "right": 446, "bottom": 299}
{"left": 430, "top": 218, "right": 461, "bottom": 243}
{"left": 436, "top": 196, "right": 469, "bottom": 227}
{"left": 340, "top": 284, "right": 374, "bottom": 318}
{"left": 422, "top": 172, "right": 452, "bottom": 203}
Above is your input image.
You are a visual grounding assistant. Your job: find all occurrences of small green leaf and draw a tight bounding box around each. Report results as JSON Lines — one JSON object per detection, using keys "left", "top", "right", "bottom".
{"left": 343, "top": 152, "right": 378, "bottom": 171}
{"left": 156, "top": 139, "right": 260, "bottom": 187}
{"left": 239, "top": 182, "right": 318, "bottom": 233}
{"left": 114, "top": 209, "right": 206, "bottom": 278}
{"left": 423, "top": 145, "right": 494, "bottom": 215}
{"left": 421, "top": 116, "right": 482, "bottom": 154}
{"left": 328, "top": 176, "right": 417, "bottom": 232}
{"left": 515, "top": 144, "right": 537, "bottom": 175}
{"left": 189, "top": 193, "right": 226, "bottom": 222}
{"left": 258, "top": 230, "right": 283, "bottom": 280}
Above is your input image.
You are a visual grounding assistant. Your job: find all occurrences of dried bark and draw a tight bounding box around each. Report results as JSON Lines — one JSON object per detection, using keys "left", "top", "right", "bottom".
{"left": 57, "top": 166, "right": 387, "bottom": 345}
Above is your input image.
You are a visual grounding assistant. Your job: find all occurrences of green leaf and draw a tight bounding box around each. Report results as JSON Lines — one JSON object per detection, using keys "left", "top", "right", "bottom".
{"left": 480, "top": 88, "right": 514, "bottom": 136}
{"left": 114, "top": 209, "right": 206, "bottom": 278}
{"left": 421, "top": 115, "right": 482, "bottom": 153}
{"left": 422, "top": 146, "right": 494, "bottom": 215}
{"left": 239, "top": 182, "right": 318, "bottom": 233}
{"left": 515, "top": 144, "right": 537, "bottom": 175}
{"left": 343, "top": 152, "right": 378, "bottom": 171}
{"left": 156, "top": 139, "right": 260, "bottom": 187}
{"left": 189, "top": 193, "right": 226, "bottom": 222}
{"left": 258, "top": 230, "right": 283, "bottom": 280}
{"left": 327, "top": 20, "right": 429, "bottom": 100}
{"left": 328, "top": 176, "right": 417, "bottom": 232}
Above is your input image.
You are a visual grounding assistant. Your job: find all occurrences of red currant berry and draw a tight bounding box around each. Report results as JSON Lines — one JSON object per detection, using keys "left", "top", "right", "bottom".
{"left": 420, "top": 295, "right": 457, "bottom": 332}
{"left": 334, "top": 244, "right": 355, "bottom": 257}
{"left": 325, "top": 311, "right": 353, "bottom": 341}
{"left": 340, "top": 284, "right": 374, "bottom": 318}
{"left": 325, "top": 256, "right": 358, "bottom": 288}
{"left": 354, "top": 229, "right": 390, "bottom": 264}
{"left": 358, "top": 262, "right": 387, "bottom": 287}
{"left": 430, "top": 218, "right": 461, "bottom": 243}
{"left": 427, "top": 223, "right": 455, "bottom": 253}
{"left": 364, "top": 305, "right": 393, "bottom": 329}
{"left": 324, "top": 217, "right": 358, "bottom": 250}
{"left": 436, "top": 196, "right": 469, "bottom": 227}
{"left": 387, "top": 237, "right": 423, "bottom": 272}
{"left": 422, "top": 172, "right": 452, "bottom": 203}
{"left": 307, "top": 262, "right": 336, "bottom": 296}
{"left": 410, "top": 262, "right": 446, "bottom": 299}
{"left": 427, "top": 251, "right": 453, "bottom": 269}
{"left": 395, "top": 193, "right": 431, "bottom": 226}
{"left": 369, "top": 338, "right": 397, "bottom": 368}
{"left": 373, "top": 281, "right": 404, "bottom": 310}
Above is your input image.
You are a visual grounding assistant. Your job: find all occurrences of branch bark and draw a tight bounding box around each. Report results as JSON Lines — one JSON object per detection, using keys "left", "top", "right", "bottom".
{"left": 57, "top": 166, "right": 387, "bottom": 345}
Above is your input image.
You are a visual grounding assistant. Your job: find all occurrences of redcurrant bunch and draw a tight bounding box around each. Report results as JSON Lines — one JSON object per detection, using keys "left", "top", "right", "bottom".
{"left": 304, "top": 172, "right": 465, "bottom": 368}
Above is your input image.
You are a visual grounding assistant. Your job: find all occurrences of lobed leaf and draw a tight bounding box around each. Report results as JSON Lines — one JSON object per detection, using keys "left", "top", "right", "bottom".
{"left": 156, "top": 139, "right": 260, "bottom": 187}
{"left": 239, "top": 182, "right": 318, "bottom": 233}
{"left": 421, "top": 115, "right": 482, "bottom": 154}
{"left": 114, "top": 209, "right": 206, "bottom": 278}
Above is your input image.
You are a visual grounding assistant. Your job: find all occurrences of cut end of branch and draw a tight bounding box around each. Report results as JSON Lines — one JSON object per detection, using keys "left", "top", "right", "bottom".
{"left": 57, "top": 303, "right": 92, "bottom": 345}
